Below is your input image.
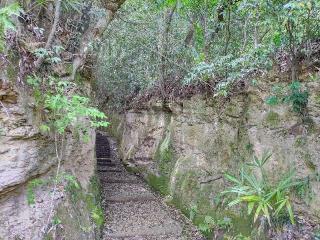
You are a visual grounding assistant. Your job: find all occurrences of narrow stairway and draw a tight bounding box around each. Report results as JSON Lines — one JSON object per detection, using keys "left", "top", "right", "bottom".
{"left": 96, "top": 132, "right": 204, "bottom": 240}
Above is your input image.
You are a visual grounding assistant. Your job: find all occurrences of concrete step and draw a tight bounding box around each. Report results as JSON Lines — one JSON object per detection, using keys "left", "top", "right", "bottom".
{"left": 101, "top": 178, "right": 141, "bottom": 184}
{"left": 98, "top": 165, "right": 124, "bottom": 171}
{"left": 104, "top": 233, "right": 205, "bottom": 240}
{"left": 97, "top": 162, "right": 117, "bottom": 167}
{"left": 103, "top": 200, "right": 183, "bottom": 239}
{"left": 102, "top": 182, "right": 153, "bottom": 200}
{"left": 104, "top": 194, "right": 156, "bottom": 203}
{"left": 103, "top": 234, "right": 190, "bottom": 240}
{"left": 96, "top": 154, "right": 111, "bottom": 158}
{"left": 99, "top": 171, "right": 140, "bottom": 183}
{"left": 97, "top": 157, "right": 113, "bottom": 161}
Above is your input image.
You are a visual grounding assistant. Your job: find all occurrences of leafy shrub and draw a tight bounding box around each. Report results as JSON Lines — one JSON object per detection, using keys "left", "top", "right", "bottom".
{"left": 222, "top": 152, "right": 301, "bottom": 226}
{"left": 189, "top": 204, "right": 198, "bottom": 221}
{"left": 27, "top": 75, "right": 109, "bottom": 137}
{"left": 266, "top": 81, "right": 309, "bottom": 115}
{"left": 0, "top": 3, "right": 21, "bottom": 52}
{"left": 286, "top": 81, "right": 309, "bottom": 114}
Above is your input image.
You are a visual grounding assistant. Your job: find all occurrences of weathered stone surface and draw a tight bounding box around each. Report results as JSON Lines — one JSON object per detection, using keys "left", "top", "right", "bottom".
{"left": 110, "top": 82, "right": 320, "bottom": 224}
{"left": 0, "top": 83, "right": 96, "bottom": 239}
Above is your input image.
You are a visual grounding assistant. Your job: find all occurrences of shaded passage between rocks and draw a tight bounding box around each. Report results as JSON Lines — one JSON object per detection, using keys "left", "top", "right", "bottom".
{"left": 96, "top": 132, "right": 204, "bottom": 240}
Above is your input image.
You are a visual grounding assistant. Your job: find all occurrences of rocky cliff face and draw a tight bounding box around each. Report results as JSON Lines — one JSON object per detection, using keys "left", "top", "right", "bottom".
{"left": 110, "top": 81, "right": 320, "bottom": 225}
{"left": 0, "top": 81, "right": 97, "bottom": 239}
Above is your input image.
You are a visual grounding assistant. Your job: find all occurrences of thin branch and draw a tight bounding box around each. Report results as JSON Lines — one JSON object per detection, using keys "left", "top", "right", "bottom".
{"left": 34, "top": 0, "right": 62, "bottom": 70}
{"left": 46, "top": 133, "right": 64, "bottom": 228}
{"left": 200, "top": 176, "right": 223, "bottom": 184}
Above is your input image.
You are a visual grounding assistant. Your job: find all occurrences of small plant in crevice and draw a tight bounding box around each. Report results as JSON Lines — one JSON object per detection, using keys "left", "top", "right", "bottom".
{"left": 197, "top": 215, "right": 233, "bottom": 237}
{"left": 146, "top": 174, "right": 170, "bottom": 196}
{"left": 188, "top": 204, "right": 233, "bottom": 238}
{"left": 189, "top": 204, "right": 198, "bottom": 222}
{"left": 52, "top": 216, "right": 62, "bottom": 226}
{"left": 198, "top": 215, "right": 216, "bottom": 235}
{"left": 266, "top": 81, "right": 309, "bottom": 116}
{"left": 85, "top": 176, "right": 105, "bottom": 227}
{"left": 27, "top": 179, "right": 45, "bottom": 205}
{"left": 26, "top": 173, "right": 80, "bottom": 206}
{"left": 293, "top": 171, "right": 320, "bottom": 205}
{"left": 28, "top": 174, "right": 105, "bottom": 229}
{"left": 221, "top": 152, "right": 302, "bottom": 230}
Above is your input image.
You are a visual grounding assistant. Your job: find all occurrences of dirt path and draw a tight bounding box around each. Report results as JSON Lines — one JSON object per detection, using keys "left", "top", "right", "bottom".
{"left": 96, "top": 132, "right": 204, "bottom": 240}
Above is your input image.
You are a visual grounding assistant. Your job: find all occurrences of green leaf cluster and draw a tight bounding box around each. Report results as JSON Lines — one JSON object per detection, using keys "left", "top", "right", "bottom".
{"left": 266, "top": 81, "right": 309, "bottom": 115}
{"left": 97, "top": 0, "right": 320, "bottom": 107}
{"left": 0, "top": 3, "right": 21, "bottom": 52}
{"left": 27, "top": 75, "right": 109, "bottom": 137}
{"left": 27, "top": 179, "right": 45, "bottom": 205}
{"left": 222, "top": 152, "right": 301, "bottom": 226}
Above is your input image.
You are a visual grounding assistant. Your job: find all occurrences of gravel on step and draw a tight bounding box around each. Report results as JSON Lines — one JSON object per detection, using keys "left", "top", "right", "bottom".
{"left": 96, "top": 132, "right": 205, "bottom": 240}
{"left": 103, "top": 182, "right": 155, "bottom": 200}
{"left": 99, "top": 171, "right": 141, "bottom": 183}
{"left": 103, "top": 200, "right": 182, "bottom": 238}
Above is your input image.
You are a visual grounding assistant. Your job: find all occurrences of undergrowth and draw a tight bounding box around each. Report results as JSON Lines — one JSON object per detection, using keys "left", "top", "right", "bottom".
{"left": 266, "top": 81, "right": 309, "bottom": 116}
{"left": 221, "top": 152, "right": 301, "bottom": 231}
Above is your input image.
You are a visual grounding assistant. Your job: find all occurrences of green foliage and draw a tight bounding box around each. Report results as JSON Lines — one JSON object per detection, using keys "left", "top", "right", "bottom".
{"left": 90, "top": 206, "right": 104, "bottom": 227}
{"left": 33, "top": 45, "right": 64, "bottom": 64}
{"left": 52, "top": 216, "right": 62, "bottom": 225}
{"left": 57, "top": 174, "right": 105, "bottom": 227}
{"left": 266, "top": 81, "right": 309, "bottom": 115}
{"left": 198, "top": 215, "right": 215, "bottom": 235}
{"left": 27, "top": 179, "right": 45, "bottom": 205}
{"left": 85, "top": 177, "right": 105, "bottom": 227}
{"left": 188, "top": 204, "right": 233, "bottom": 237}
{"left": 27, "top": 75, "right": 109, "bottom": 137}
{"left": 222, "top": 152, "right": 301, "bottom": 226}
{"left": 96, "top": 0, "right": 320, "bottom": 108}
{"left": 26, "top": 173, "right": 84, "bottom": 206}
{"left": 189, "top": 204, "right": 198, "bottom": 221}
{"left": 30, "top": 0, "right": 82, "bottom": 12}
{"left": 224, "top": 233, "right": 251, "bottom": 240}
{"left": 197, "top": 215, "right": 233, "bottom": 236}
{"left": 286, "top": 81, "right": 309, "bottom": 114}
{"left": 147, "top": 174, "right": 170, "bottom": 196}
{"left": 157, "top": 132, "right": 174, "bottom": 176}
{"left": 0, "top": 3, "right": 21, "bottom": 52}
{"left": 62, "top": 174, "right": 81, "bottom": 190}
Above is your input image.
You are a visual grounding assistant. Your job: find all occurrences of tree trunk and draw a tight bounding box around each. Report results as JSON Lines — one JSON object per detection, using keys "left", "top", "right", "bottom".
{"left": 159, "top": 4, "right": 176, "bottom": 98}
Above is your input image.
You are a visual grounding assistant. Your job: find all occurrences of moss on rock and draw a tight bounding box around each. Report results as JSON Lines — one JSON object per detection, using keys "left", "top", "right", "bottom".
{"left": 146, "top": 174, "right": 170, "bottom": 196}
{"left": 45, "top": 176, "right": 104, "bottom": 240}
{"left": 265, "top": 111, "right": 280, "bottom": 127}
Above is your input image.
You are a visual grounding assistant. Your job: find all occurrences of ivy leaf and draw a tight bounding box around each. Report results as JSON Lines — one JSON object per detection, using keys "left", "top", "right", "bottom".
{"left": 273, "top": 32, "right": 282, "bottom": 47}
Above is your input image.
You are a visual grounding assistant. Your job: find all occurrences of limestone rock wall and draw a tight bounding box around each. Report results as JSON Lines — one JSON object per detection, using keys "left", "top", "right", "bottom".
{"left": 0, "top": 81, "right": 97, "bottom": 239}
{"left": 110, "top": 82, "right": 320, "bottom": 224}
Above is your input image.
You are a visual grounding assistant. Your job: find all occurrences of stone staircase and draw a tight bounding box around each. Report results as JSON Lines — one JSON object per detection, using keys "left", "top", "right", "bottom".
{"left": 96, "top": 132, "right": 204, "bottom": 240}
